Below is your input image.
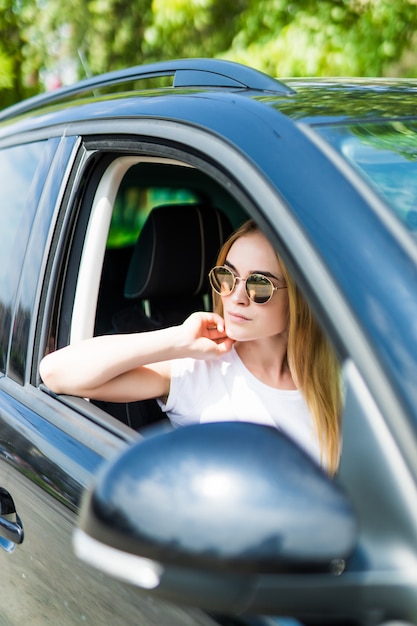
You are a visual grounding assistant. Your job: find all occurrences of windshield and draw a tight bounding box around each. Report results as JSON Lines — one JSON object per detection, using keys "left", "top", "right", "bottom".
{"left": 316, "top": 121, "right": 417, "bottom": 235}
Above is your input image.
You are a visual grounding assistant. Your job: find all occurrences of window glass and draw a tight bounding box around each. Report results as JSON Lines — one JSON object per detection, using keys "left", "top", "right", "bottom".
{"left": 317, "top": 121, "right": 417, "bottom": 237}
{"left": 0, "top": 141, "right": 47, "bottom": 370}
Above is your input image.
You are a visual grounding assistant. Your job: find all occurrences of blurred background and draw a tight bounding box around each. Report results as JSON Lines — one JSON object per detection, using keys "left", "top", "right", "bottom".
{"left": 2, "top": 0, "right": 417, "bottom": 108}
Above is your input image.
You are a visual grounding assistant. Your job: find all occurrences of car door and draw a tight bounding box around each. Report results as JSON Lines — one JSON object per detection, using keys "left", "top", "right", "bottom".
{"left": 0, "top": 111, "right": 351, "bottom": 625}
{"left": 0, "top": 131, "right": 223, "bottom": 626}
{"left": 62, "top": 117, "right": 417, "bottom": 625}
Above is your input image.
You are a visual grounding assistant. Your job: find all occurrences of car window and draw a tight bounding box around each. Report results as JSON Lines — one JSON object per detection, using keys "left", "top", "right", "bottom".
{"left": 0, "top": 141, "right": 49, "bottom": 372}
{"left": 67, "top": 156, "right": 245, "bottom": 345}
{"left": 53, "top": 152, "right": 246, "bottom": 426}
{"left": 316, "top": 121, "right": 417, "bottom": 239}
{"left": 42, "top": 144, "right": 344, "bottom": 476}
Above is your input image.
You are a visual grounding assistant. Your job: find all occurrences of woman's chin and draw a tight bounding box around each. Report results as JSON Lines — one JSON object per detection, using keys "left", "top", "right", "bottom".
{"left": 225, "top": 325, "right": 248, "bottom": 343}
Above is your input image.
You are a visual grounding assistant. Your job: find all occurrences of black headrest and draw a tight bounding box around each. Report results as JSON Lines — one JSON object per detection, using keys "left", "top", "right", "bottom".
{"left": 124, "top": 204, "right": 233, "bottom": 300}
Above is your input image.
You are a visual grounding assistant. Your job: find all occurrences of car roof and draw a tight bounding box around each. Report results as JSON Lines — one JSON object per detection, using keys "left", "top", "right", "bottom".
{"left": 0, "top": 58, "right": 289, "bottom": 125}
{"left": 1, "top": 59, "right": 417, "bottom": 139}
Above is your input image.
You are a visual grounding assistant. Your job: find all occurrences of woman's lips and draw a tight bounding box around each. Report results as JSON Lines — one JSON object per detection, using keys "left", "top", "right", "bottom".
{"left": 226, "top": 310, "right": 250, "bottom": 323}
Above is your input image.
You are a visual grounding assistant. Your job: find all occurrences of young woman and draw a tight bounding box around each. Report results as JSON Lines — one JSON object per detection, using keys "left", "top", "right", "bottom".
{"left": 40, "top": 220, "right": 342, "bottom": 474}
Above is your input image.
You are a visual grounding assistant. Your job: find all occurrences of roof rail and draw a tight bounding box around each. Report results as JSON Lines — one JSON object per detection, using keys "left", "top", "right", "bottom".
{"left": 0, "top": 58, "right": 293, "bottom": 122}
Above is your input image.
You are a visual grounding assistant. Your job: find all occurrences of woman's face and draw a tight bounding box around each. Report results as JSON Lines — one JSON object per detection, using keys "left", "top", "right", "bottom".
{"left": 221, "top": 231, "right": 289, "bottom": 343}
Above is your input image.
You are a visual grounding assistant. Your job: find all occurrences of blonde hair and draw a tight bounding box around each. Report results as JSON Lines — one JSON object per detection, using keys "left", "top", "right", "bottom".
{"left": 212, "top": 220, "right": 342, "bottom": 475}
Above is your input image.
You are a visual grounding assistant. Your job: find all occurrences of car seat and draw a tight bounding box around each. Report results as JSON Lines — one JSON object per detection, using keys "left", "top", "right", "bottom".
{"left": 95, "top": 202, "right": 233, "bottom": 429}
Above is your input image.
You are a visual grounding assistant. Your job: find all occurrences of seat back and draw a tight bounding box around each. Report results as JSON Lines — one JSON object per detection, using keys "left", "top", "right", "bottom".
{"left": 113, "top": 202, "right": 233, "bottom": 332}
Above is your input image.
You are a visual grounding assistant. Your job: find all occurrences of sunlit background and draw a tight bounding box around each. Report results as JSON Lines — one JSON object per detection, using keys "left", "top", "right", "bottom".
{"left": 2, "top": 0, "right": 417, "bottom": 108}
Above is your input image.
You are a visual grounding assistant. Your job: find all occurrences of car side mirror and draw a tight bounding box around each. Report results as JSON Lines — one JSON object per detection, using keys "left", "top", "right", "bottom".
{"left": 73, "top": 422, "right": 357, "bottom": 613}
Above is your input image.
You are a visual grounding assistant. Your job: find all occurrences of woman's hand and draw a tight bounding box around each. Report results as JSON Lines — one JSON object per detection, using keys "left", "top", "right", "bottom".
{"left": 179, "top": 312, "right": 235, "bottom": 359}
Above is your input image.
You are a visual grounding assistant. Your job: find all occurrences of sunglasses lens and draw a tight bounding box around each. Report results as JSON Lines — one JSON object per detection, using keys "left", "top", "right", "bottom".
{"left": 246, "top": 275, "right": 274, "bottom": 304}
{"left": 210, "top": 267, "right": 235, "bottom": 295}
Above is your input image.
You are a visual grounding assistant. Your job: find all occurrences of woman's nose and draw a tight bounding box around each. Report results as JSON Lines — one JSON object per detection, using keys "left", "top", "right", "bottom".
{"left": 231, "top": 277, "right": 249, "bottom": 304}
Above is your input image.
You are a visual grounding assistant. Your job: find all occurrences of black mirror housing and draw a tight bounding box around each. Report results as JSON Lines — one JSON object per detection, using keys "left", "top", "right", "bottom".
{"left": 74, "top": 422, "right": 357, "bottom": 612}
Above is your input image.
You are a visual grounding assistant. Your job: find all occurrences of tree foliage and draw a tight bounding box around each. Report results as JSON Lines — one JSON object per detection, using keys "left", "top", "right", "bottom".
{"left": 2, "top": 0, "right": 417, "bottom": 108}
{"left": 0, "top": 0, "right": 39, "bottom": 106}
{"left": 226, "top": 0, "right": 417, "bottom": 77}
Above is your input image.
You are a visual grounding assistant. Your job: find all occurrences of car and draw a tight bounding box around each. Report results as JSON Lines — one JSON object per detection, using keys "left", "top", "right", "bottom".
{"left": 1, "top": 57, "right": 417, "bottom": 626}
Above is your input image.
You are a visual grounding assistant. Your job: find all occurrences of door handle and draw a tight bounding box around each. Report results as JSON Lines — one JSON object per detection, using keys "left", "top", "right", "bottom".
{"left": 0, "top": 487, "right": 24, "bottom": 545}
{"left": 0, "top": 512, "right": 24, "bottom": 544}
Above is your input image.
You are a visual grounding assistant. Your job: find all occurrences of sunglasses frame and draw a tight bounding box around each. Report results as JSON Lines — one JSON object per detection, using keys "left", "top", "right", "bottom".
{"left": 209, "top": 265, "right": 287, "bottom": 305}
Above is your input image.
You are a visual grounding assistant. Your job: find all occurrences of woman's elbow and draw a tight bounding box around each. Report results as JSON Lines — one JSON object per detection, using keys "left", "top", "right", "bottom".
{"left": 39, "top": 353, "right": 66, "bottom": 394}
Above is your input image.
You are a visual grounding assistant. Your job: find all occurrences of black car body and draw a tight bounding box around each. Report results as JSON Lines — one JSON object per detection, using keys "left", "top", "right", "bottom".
{"left": 1, "top": 59, "right": 417, "bottom": 625}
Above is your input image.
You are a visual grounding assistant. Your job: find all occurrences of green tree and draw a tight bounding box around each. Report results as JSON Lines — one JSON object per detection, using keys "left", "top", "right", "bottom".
{"left": 3, "top": 0, "right": 417, "bottom": 109}
{"left": 0, "top": 0, "right": 39, "bottom": 108}
{"left": 31, "top": 0, "right": 153, "bottom": 79}
{"left": 143, "top": 0, "right": 247, "bottom": 61}
{"left": 223, "top": 0, "right": 417, "bottom": 77}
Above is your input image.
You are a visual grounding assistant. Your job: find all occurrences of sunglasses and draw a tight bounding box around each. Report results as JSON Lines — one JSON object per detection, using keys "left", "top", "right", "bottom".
{"left": 209, "top": 265, "right": 287, "bottom": 305}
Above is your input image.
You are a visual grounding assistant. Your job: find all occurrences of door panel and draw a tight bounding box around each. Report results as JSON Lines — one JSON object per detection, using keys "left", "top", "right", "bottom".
{"left": 0, "top": 389, "right": 219, "bottom": 625}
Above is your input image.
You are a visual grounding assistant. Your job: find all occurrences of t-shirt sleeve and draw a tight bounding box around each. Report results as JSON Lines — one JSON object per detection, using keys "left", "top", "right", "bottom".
{"left": 156, "top": 357, "right": 211, "bottom": 427}
{"left": 157, "top": 358, "right": 189, "bottom": 413}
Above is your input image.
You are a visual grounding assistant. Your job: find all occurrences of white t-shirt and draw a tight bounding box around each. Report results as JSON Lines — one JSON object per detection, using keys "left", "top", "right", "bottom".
{"left": 158, "top": 346, "right": 325, "bottom": 469}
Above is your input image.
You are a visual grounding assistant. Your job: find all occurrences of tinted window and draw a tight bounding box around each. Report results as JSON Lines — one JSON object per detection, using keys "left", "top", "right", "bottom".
{"left": 0, "top": 141, "right": 47, "bottom": 370}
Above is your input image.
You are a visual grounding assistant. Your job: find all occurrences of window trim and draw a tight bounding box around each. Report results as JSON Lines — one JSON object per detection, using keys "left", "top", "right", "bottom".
{"left": 71, "top": 156, "right": 195, "bottom": 344}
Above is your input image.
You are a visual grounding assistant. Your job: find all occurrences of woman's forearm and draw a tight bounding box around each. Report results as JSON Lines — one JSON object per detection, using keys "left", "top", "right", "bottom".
{"left": 39, "top": 325, "right": 182, "bottom": 397}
